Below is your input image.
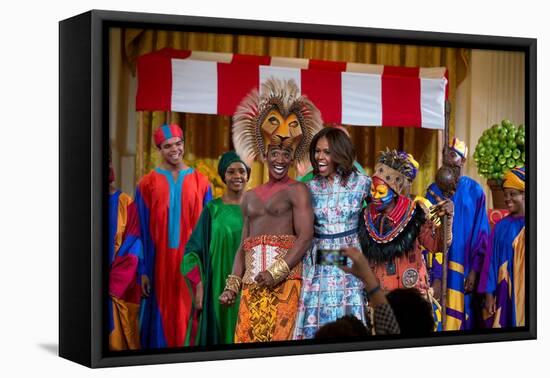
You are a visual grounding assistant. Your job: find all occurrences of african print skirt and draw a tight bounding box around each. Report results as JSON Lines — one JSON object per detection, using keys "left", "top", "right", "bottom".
{"left": 234, "top": 234, "right": 302, "bottom": 343}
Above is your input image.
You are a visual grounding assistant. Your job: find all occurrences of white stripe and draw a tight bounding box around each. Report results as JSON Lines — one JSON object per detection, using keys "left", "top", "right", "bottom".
{"left": 259, "top": 66, "right": 301, "bottom": 94}
{"left": 421, "top": 77, "right": 447, "bottom": 129}
{"left": 419, "top": 67, "right": 447, "bottom": 79}
{"left": 171, "top": 59, "right": 217, "bottom": 114}
{"left": 342, "top": 72, "right": 382, "bottom": 126}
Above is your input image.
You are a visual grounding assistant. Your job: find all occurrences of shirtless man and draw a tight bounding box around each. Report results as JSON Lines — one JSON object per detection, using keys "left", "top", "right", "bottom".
{"left": 219, "top": 78, "right": 322, "bottom": 342}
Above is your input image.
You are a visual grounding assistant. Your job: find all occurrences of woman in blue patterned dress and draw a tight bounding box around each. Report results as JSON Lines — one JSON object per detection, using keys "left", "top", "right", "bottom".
{"left": 294, "top": 127, "right": 371, "bottom": 339}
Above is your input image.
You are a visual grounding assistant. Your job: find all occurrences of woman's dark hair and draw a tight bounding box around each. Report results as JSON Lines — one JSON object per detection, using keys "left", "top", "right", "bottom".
{"left": 386, "top": 288, "right": 435, "bottom": 336}
{"left": 309, "top": 127, "right": 357, "bottom": 185}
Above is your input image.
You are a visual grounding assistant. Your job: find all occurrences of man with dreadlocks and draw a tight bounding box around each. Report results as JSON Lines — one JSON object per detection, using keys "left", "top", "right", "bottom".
{"left": 357, "top": 149, "right": 454, "bottom": 299}
{"left": 218, "top": 78, "right": 322, "bottom": 343}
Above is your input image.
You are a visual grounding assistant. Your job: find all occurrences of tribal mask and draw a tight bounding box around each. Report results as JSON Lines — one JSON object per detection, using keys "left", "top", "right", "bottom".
{"left": 232, "top": 78, "right": 323, "bottom": 166}
{"left": 371, "top": 176, "right": 396, "bottom": 211}
{"left": 373, "top": 148, "right": 416, "bottom": 195}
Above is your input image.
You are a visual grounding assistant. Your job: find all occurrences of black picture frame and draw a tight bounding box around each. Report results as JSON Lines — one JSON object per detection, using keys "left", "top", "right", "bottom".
{"left": 59, "top": 9, "right": 537, "bottom": 368}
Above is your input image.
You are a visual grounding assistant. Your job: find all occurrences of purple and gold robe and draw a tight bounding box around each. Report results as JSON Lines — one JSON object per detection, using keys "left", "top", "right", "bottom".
{"left": 426, "top": 176, "right": 490, "bottom": 330}
{"left": 478, "top": 216, "right": 525, "bottom": 328}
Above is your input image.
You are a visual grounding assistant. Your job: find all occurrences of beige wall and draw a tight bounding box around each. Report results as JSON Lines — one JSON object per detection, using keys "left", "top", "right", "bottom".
{"left": 455, "top": 49, "right": 525, "bottom": 208}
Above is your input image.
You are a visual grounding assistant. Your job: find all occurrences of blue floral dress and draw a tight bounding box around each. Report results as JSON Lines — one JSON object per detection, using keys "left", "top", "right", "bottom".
{"left": 293, "top": 170, "right": 371, "bottom": 339}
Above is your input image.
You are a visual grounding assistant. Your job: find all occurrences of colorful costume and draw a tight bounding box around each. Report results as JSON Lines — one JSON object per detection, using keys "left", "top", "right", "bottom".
{"left": 426, "top": 140, "right": 489, "bottom": 331}
{"left": 478, "top": 167, "right": 525, "bottom": 328}
{"left": 181, "top": 151, "right": 250, "bottom": 345}
{"left": 359, "top": 150, "right": 442, "bottom": 296}
{"left": 231, "top": 78, "right": 322, "bottom": 342}
{"left": 399, "top": 152, "right": 444, "bottom": 331}
{"left": 294, "top": 170, "right": 371, "bottom": 339}
{"left": 137, "top": 124, "right": 212, "bottom": 349}
{"left": 234, "top": 235, "right": 303, "bottom": 342}
{"left": 360, "top": 196, "right": 438, "bottom": 294}
{"left": 182, "top": 198, "right": 243, "bottom": 345}
{"left": 108, "top": 191, "right": 142, "bottom": 350}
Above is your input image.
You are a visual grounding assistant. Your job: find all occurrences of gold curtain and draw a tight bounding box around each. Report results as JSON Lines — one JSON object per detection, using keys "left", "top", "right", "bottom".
{"left": 119, "top": 28, "right": 468, "bottom": 196}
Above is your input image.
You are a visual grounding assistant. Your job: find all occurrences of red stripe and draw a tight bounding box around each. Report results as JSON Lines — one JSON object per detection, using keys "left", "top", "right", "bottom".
{"left": 136, "top": 51, "right": 177, "bottom": 111}
{"left": 308, "top": 59, "right": 347, "bottom": 72}
{"left": 109, "top": 254, "right": 139, "bottom": 301}
{"left": 301, "top": 69, "right": 342, "bottom": 124}
{"left": 388, "top": 195, "right": 409, "bottom": 223}
{"left": 382, "top": 67, "right": 421, "bottom": 127}
{"left": 232, "top": 53, "right": 271, "bottom": 65}
{"left": 383, "top": 66, "right": 420, "bottom": 77}
{"left": 217, "top": 63, "right": 260, "bottom": 116}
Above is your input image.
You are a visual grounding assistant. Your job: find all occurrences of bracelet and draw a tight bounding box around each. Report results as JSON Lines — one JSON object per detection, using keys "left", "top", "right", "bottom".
{"left": 366, "top": 285, "right": 381, "bottom": 297}
{"left": 224, "top": 274, "right": 242, "bottom": 294}
{"left": 266, "top": 259, "right": 291, "bottom": 286}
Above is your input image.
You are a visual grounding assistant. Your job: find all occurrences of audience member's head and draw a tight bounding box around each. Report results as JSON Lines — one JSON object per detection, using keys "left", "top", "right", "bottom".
{"left": 386, "top": 288, "right": 434, "bottom": 336}
{"left": 315, "top": 315, "right": 370, "bottom": 339}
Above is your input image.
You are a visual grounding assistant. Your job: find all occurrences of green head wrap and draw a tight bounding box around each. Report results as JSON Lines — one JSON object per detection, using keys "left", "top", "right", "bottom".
{"left": 218, "top": 151, "right": 251, "bottom": 183}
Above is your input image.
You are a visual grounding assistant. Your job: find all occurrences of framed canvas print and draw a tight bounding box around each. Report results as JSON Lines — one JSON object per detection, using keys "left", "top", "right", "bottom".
{"left": 59, "top": 9, "right": 536, "bottom": 368}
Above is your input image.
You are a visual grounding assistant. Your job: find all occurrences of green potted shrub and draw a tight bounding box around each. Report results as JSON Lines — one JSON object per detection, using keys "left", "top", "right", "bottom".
{"left": 473, "top": 119, "right": 525, "bottom": 208}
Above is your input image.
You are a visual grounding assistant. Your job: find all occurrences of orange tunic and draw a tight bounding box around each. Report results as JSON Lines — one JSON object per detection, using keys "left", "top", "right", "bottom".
{"left": 371, "top": 222, "right": 437, "bottom": 294}
{"left": 361, "top": 197, "right": 441, "bottom": 295}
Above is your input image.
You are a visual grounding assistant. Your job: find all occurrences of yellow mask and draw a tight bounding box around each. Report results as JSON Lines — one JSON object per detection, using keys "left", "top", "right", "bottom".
{"left": 371, "top": 182, "right": 390, "bottom": 200}
{"left": 261, "top": 110, "right": 303, "bottom": 155}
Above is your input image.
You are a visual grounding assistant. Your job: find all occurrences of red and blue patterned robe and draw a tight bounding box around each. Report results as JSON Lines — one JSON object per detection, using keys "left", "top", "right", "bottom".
{"left": 136, "top": 167, "right": 212, "bottom": 348}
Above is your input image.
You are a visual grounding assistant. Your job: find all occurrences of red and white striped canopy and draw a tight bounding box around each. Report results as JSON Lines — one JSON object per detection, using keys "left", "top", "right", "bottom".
{"left": 136, "top": 48, "right": 448, "bottom": 129}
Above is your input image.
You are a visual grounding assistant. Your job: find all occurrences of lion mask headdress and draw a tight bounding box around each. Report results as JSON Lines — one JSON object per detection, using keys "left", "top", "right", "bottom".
{"left": 232, "top": 78, "right": 323, "bottom": 166}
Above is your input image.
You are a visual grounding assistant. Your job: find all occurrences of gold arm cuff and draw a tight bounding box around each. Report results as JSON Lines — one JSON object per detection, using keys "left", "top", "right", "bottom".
{"left": 224, "top": 274, "right": 242, "bottom": 294}
{"left": 266, "top": 259, "right": 291, "bottom": 285}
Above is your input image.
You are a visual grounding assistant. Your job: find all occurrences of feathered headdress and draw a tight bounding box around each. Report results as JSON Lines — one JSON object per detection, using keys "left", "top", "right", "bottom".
{"left": 374, "top": 148, "right": 416, "bottom": 194}
{"left": 232, "top": 78, "right": 323, "bottom": 166}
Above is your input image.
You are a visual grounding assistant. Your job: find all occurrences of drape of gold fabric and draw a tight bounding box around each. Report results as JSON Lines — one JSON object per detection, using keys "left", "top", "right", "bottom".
{"left": 118, "top": 28, "right": 468, "bottom": 196}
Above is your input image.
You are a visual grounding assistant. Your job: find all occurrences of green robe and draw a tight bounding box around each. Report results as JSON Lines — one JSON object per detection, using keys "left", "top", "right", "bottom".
{"left": 182, "top": 198, "right": 243, "bottom": 345}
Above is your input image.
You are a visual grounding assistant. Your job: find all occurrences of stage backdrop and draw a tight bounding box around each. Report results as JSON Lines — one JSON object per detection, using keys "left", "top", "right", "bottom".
{"left": 109, "top": 27, "right": 469, "bottom": 198}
